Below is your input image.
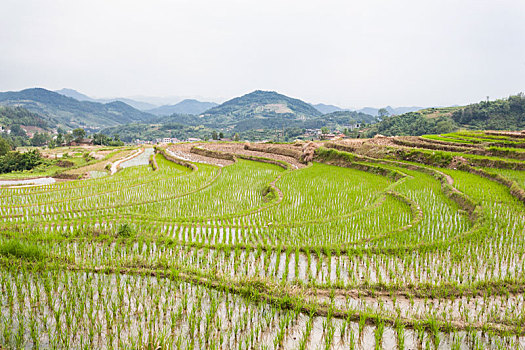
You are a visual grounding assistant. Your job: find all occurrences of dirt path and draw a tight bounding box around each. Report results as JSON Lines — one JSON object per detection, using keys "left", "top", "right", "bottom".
{"left": 168, "top": 143, "right": 234, "bottom": 167}
{"left": 203, "top": 143, "right": 306, "bottom": 169}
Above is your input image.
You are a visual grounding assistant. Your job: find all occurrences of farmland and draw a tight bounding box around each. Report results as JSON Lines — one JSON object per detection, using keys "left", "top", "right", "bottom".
{"left": 1, "top": 131, "right": 525, "bottom": 349}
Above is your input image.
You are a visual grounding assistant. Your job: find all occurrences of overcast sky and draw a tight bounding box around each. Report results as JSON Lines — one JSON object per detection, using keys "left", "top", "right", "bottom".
{"left": 0, "top": 0, "right": 524, "bottom": 108}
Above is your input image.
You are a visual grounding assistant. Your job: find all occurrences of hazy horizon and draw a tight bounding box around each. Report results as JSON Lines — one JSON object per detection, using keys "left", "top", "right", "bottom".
{"left": 1, "top": 0, "right": 524, "bottom": 109}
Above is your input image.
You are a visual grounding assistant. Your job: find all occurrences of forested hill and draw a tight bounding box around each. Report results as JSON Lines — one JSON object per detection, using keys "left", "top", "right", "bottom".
{"left": 0, "top": 88, "right": 155, "bottom": 130}
{"left": 203, "top": 90, "right": 321, "bottom": 121}
{"left": 451, "top": 93, "right": 525, "bottom": 130}
{"left": 365, "top": 94, "right": 525, "bottom": 137}
{"left": 0, "top": 106, "right": 50, "bottom": 130}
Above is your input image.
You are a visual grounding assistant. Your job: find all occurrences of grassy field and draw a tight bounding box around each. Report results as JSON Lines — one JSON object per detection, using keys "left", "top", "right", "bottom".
{"left": 1, "top": 137, "right": 525, "bottom": 349}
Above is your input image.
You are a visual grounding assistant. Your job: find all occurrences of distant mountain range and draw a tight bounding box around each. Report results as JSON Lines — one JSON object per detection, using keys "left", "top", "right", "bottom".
{"left": 147, "top": 99, "right": 219, "bottom": 116}
{"left": 312, "top": 102, "right": 423, "bottom": 117}
{"left": 0, "top": 88, "right": 154, "bottom": 129}
{"left": 153, "top": 90, "right": 376, "bottom": 133}
{"left": 55, "top": 88, "right": 158, "bottom": 111}
{"left": 312, "top": 103, "right": 344, "bottom": 114}
{"left": 357, "top": 106, "right": 423, "bottom": 116}
{"left": 0, "top": 87, "right": 425, "bottom": 138}
{"left": 56, "top": 88, "right": 220, "bottom": 115}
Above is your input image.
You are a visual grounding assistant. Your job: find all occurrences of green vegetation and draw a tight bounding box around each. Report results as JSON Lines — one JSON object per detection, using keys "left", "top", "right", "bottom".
{"left": 451, "top": 93, "right": 525, "bottom": 130}
{"left": 1, "top": 135, "right": 525, "bottom": 348}
{"left": 365, "top": 93, "right": 525, "bottom": 136}
{"left": 0, "top": 148, "right": 42, "bottom": 174}
{"left": 365, "top": 111, "right": 457, "bottom": 136}
{"left": 0, "top": 88, "right": 154, "bottom": 129}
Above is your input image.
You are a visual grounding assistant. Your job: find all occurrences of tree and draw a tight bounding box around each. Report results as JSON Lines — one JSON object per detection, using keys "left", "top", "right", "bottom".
{"left": 0, "top": 149, "right": 42, "bottom": 174}
{"left": 321, "top": 127, "right": 329, "bottom": 134}
{"left": 72, "top": 128, "right": 86, "bottom": 142}
{"left": 64, "top": 133, "right": 73, "bottom": 144}
{"left": 219, "top": 132, "right": 224, "bottom": 139}
{"left": 378, "top": 108, "right": 390, "bottom": 118}
{"left": 93, "top": 133, "right": 109, "bottom": 146}
{"left": 233, "top": 133, "right": 240, "bottom": 141}
{"left": 10, "top": 125, "right": 26, "bottom": 137}
{"left": 31, "top": 132, "right": 49, "bottom": 147}
{"left": 0, "top": 137, "right": 11, "bottom": 156}
{"left": 211, "top": 131, "right": 218, "bottom": 140}
{"left": 56, "top": 133, "right": 64, "bottom": 146}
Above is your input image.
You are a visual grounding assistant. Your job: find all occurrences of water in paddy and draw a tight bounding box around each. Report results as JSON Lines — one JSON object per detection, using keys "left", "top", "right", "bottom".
{"left": 0, "top": 177, "right": 56, "bottom": 187}
{"left": 120, "top": 148, "right": 154, "bottom": 169}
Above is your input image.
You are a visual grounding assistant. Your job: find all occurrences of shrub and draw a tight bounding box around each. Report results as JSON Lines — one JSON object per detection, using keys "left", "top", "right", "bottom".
{"left": 0, "top": 240, "right": 46, "bottom": 261}
{"left": 117, "top": 223, "right": 134, "bottom": 238}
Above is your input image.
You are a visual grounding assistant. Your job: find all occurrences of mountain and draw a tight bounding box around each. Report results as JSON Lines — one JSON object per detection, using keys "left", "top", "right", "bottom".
{"left": 357, "top": 106, "right": 423, "bottom": 116}
{"left": 100, "top": 98, "right": 157, "bottom": 111}
{"left": 55, "top": 88, "right": 96, "bottom": 102}
{"left": 55, "top": 88, "right": 157, "bottom": 111}
{"left": 147, "top": 99, "right": 218, "bottom": 116}
{"left": 0, "top": 88, "right": 155, "bottom": 129}
{"left": 200, "top": 90, "right": 322, "bottom": 131}
{"left": 312, "top": 103, "right": 344, "bottom": 114}
{"left": 321, "top": 110, "right": 378, "bottom": 125}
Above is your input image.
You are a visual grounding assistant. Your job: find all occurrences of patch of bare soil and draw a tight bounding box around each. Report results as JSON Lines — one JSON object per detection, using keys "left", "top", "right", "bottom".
{"left": 203, "top": 143, "right": 307, "bottom": 169}
{"left": 364, "top": 135, "right": 396, "bottom": 147}
{"left": 168, "top": 143, "right": 234, "bottom": 167}
{"left": 448, "top": 156, "right": 468, "bottom": 171}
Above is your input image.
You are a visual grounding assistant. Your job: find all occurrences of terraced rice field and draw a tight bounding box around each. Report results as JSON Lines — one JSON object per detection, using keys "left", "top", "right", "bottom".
{"left": 1, "top": 134, "right": 525, "bottom": 349}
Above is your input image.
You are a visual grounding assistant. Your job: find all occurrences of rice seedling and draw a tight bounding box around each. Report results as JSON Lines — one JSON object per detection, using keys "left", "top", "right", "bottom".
{"left": 1, "top": 139, "right": 524, "bottom": 349}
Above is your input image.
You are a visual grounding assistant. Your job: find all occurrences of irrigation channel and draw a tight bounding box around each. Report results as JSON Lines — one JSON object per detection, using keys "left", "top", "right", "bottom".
{"left": 1, "top": 140, "right": 525, "bottom": 349}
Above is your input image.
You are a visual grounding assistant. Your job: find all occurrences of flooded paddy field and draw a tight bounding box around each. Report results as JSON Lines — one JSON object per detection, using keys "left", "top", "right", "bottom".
{"left": 1, "top": 141, "right": 525, "bottom": 349}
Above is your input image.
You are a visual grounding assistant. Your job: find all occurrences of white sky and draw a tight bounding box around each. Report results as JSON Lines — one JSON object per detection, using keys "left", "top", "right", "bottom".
{"left": 0, "top": 0, "right": 524, "bottom": 108}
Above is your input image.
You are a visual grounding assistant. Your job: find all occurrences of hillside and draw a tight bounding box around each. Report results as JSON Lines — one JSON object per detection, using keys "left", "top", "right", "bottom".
{"left": 54, "top": 88, "right": 96, "bottom": 102}
{"left": 200, "top": 90, "right": 322, "bottom": 131}
{"left": 147, "top": 99, "right": 218, "bottom": 116}
{"left": 365, "top": 94, "right": 525, "bottom": 137}
{"left": 312, "top": 103, "right": 344, "bottom": 114}
{"left": 451, "top": 93, "right": 525, "bottom": 130}
{"left": 320, "top": 110, "right": 378, "bottom": 124}
{"left": 55, "top": 88, "right": 157, "bottom": 111}
{"left": 358, "top": 106, "right": 423, "bottom": 116}
{"left": 0, "top": 106, "right": 50, "bottom": 130}
{"left": 0, "top": 88, "right": 155, "bottom": 130}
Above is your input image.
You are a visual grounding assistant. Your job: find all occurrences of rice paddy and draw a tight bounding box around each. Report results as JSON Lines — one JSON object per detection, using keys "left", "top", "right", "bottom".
{"left": 1, "top": 133, "right": 525, "bottom": 349}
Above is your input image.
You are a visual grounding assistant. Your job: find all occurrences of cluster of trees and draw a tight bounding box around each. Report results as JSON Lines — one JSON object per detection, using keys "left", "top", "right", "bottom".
{"left": 210, "top": 131, "right": 224, "bottom": 140}
{"left": 92, "top": 133, "right": 124, "bottom": 146}
{"left": 451, "top": 93, "right": 525, "bottom": 130}
{"left": 365, "top": 113, "right": 457, "bottom": 137}
{"left": 0, "top": 137, "right": 43, "bottom": 174}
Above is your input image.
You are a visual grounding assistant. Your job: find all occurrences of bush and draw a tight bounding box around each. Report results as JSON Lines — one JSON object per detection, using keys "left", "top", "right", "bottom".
{"left": 117, "top": 223, "right": 134, "bottom": 238}
{"left": 0, "top": 149, "right": 43, "bottom": 174}
{"left": 0, "top": 240, "right": 46, "bottom": 261}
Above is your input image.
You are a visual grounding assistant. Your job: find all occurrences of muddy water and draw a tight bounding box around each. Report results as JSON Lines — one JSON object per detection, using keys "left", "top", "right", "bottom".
{"left": 3, "top": 261, "right": 525, "bottom": 349}
{"left": 119, "top": 148, "right": 154, "bottom": 169}
{"left": 49, "top": 240, "right": 525, "bottom": 332}
{"left": 0, "top": 177, "right": 56, "bottom": 187}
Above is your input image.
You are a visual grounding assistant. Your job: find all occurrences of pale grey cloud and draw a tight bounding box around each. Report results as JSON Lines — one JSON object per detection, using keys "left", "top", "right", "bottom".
{"left": 0, "top": 0, "right": 524, "bottom": 107}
